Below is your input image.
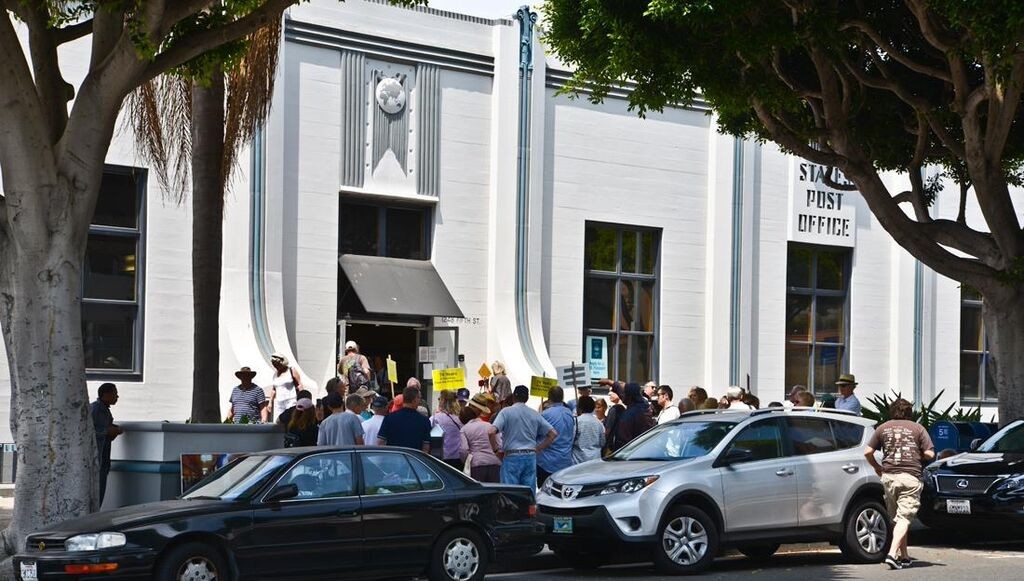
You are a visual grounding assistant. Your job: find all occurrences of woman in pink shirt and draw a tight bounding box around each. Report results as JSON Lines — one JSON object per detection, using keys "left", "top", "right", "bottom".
{"left": 459, "top": 394, "right": 502, "bottom": 483}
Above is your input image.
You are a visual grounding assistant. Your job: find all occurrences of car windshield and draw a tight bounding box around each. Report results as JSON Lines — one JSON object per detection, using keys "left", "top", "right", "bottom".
{"left": 182, "top": 455, "right": 291, "bottom": 501}
{"left": 977, "top": 421, "right": 1024, "bottom": 453}
{"left": 610, "top": 421, "right": 736, "bottom": 461}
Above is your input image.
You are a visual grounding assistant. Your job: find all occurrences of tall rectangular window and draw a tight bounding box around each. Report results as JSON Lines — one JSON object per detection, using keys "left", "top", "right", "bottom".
{"left": 582, "top": 223, "right": 659, "bottom": 383}
{"left": 785, "top": 245, "right": 850, "bottom": 393}
{"left": 960, "top": 287, "right": 995, "bottom": 402}
{"left": 83, "top": 166, "right": 145, "bottom": 377}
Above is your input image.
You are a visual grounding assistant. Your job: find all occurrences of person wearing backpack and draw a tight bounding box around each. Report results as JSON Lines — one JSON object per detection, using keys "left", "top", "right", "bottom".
{"left": 339, "top": 340, "right": 372, "bottom": 391}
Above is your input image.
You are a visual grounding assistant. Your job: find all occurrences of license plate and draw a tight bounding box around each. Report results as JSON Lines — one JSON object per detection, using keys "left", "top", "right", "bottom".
{"left": 946, "top": 499, "right": 971, "bottom": 514}
{"left": 552, "top": 516, "right": 574, "bottom": 534}
{"left": 19, "top": 561, "right": 37, "bottom": 581}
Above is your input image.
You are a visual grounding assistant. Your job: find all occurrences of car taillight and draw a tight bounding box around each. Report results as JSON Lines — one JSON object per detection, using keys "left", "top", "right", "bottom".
{"left": 64, "top": 563, "right": 118, "bottom": 574}
{"left": 528, "top": 504, "right": 537, "bottom": 518}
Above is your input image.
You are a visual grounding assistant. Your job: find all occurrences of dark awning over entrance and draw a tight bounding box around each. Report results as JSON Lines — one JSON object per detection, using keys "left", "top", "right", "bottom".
{"left": 338, "top": 255, "right": 464, "bottom": 318}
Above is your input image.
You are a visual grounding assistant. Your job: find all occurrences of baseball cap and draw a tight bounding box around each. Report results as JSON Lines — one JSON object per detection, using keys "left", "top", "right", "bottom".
{"left": 456, "top": 388, "right": 470, "bottom": 402}
{"left": 295, "top": 398, "right": 314, "bottom": 411}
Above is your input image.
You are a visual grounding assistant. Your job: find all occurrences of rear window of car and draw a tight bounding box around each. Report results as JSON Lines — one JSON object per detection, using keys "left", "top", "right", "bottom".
{"left": 786, "top": 417, "right": 837, "bottom": 455}
{"left": 831, "top": 421, "right": 865, "bottom": 449}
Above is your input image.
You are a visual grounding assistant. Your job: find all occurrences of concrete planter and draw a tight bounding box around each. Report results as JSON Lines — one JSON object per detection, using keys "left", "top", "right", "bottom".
{"left": 104, "top": 421, "right": 284, "bottom": 509}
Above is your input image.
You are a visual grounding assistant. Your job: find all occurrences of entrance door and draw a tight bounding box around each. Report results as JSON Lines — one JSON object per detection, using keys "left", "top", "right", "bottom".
{"left": 416, "top": 326, "right": 459, "bottom": 407}
{"left": 341, "top": 321, "right": 419, "bottom": 399}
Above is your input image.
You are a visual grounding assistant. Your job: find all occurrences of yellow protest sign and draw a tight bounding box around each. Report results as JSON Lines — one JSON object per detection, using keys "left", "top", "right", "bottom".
{"left": 478, "top": 363, "right": 492, "bottom": 379}
{"left": 530, "top": 376, "right": 559, "bottom": 398}
{"left": 387, "top": 357, "right": 398, "bottom": 383}
{"left": 431, "top": 367, "right": 466, "bottom": 390}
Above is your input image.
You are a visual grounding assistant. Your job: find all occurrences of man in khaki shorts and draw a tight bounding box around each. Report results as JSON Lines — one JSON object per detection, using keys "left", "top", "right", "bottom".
{"left": 864, "top": 398, "right": 935, "bottom": 570}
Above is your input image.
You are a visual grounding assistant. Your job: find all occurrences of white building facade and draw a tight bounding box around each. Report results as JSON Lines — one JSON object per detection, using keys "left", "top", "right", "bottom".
{"left": 0, "top": 0, "right": 1000, "bottom": 440}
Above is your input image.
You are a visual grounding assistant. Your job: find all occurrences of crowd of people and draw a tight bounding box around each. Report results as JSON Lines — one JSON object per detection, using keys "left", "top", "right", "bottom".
{"left": 219, "top": 338, "right": 868, "bottom": 490}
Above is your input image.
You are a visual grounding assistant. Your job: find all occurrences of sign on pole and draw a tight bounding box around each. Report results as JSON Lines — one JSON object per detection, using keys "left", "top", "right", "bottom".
{"left": 585, "top": 336, "right": 608, "bottom": 379}
{"left": 386, "top": 357, "right": 398, "bottom": 383}
{"left": 431, "top": 368, "right": 466, "bottom": 390}
{"left": 478, "top": 363, "right": 492, "bottom": 379}
{"left": 556, "top": 363, "right": 591, "bottom": 399}
{"left": 530, "top": 376, "right": 559, "bottom": 398}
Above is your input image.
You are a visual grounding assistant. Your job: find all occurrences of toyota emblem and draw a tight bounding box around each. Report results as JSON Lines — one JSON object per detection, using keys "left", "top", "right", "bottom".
{"left": 37, "top": 541, "right": 45, "bottom": 551}
{"left": 562, "top": 485, "right": 581, "bottom": 501}
{"left": 956, "top": 478, "right": 970, "bottom": 489}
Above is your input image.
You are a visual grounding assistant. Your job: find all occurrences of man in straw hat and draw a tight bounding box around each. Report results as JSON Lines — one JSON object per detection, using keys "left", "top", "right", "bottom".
{"left": 834, "top": 373, "right": 862, "bottom": 414}
{"left": 227, "top": 366, "right": 268, "bottom": 423}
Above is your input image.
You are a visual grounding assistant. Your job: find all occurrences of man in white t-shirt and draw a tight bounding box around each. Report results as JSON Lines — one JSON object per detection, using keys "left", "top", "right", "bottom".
{"left": 656, "top": 386, "right": 680, "bottom": 424}
{"left": 362, "top": 395, "right": 389, "bottom": 445}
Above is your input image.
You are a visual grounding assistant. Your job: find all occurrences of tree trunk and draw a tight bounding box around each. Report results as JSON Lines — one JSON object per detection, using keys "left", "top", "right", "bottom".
{"left": 984, "top": 284, "right": 1024, "bottom": 426}
{"left": 0, "top": 224, "right": 95, "bottom": 561}
{"left": 190, "top": 72, "right": 227, "bottom": 423}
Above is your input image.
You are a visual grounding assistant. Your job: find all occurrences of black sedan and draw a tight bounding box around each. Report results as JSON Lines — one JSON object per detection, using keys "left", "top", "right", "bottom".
{"left": 919, "top": 419, "right": 1024, "bottom": 534}
{"left": 13, "top": 446, "right": 543, "bottom": 581}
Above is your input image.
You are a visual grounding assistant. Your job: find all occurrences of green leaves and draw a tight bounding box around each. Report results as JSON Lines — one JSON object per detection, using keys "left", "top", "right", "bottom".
{"left": 860, "top": 389, "right": 980, "bottom": 429}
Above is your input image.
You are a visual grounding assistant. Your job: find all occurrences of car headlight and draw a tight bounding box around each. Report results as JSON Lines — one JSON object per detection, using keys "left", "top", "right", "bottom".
{"left": 995, "top": 475, "right": 1024, "bottom": 495}
{"left": 65, "top": 532, "right": 126, "bottom": 551}
{"left": 598, "top": 476, "right": 659, "bottom": 496}
{"left": 540, "top": 477, "right": 554, "bottom": 495}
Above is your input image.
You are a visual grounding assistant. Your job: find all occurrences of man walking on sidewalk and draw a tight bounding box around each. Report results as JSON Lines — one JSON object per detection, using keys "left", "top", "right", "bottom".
{"left": 864, "top": 398, "right": 935, "bottom": 570}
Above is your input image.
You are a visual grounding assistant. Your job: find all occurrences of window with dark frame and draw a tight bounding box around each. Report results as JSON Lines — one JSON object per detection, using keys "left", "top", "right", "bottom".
{"left": 785, "top": 244, "right": 850, "bottom": 394}
{"left": 960, "top": 287, "right": 996, "bottom": 403}
{"left": 338, "top": 201, "right": 429, "bottom": 260}
{"left": 83, "top": 167, "right": 145, "bottom": 378}
{"left": 582, "top": 223, "right": 660, "bottom": 383}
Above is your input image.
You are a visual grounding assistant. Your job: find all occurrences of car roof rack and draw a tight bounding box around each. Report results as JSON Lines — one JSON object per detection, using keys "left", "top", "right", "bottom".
{"left": 679, "top": 409, "right": 747, "bottom": 417}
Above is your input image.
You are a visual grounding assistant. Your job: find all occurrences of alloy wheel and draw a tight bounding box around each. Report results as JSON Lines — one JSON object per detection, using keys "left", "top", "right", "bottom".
{"left": 176, "top": 556, "right": 218, "bottom": 581}
{"left": 662, "top": 515, "right": 709, "bottom": 565}
{"left": 855, "top": 507, "right": 888, "bottom": 555}
{"left": 443, "top": 536, "right": 480, "bottom": 581}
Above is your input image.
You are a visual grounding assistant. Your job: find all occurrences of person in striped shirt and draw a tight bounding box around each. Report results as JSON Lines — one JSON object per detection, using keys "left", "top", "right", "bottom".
{"left": 227, "top": 367, "right": 269, "bottom": 423}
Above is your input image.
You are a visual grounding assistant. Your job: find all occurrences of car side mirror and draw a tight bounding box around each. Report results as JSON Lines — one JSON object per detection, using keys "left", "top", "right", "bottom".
{"left": 265, "top": 483, "right": 298, "bottom": 503}
{"left": 719, "top": 447, "right": 753, "bottom": 467}
{"left": 969, "top": 438, "right": 983, "bottom": 452}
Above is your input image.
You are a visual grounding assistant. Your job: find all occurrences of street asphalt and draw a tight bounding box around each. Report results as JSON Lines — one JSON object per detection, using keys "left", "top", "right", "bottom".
{"left": 484, "top": 528, "right": 1024, "bottom": 580}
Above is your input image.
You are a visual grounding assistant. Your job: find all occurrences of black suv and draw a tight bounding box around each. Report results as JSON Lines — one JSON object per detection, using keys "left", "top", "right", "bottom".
{"left": 919, "top": 419, "right": 1024, "bottom": 532}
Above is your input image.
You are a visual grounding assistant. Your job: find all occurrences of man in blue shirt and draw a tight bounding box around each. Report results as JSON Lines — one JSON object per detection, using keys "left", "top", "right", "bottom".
{"left": 537, "top": 386, "right": 576, "bottom": 487}
{"left": 377, "top": 382, "right": 432, "bottom": 452}
{"left": 834, "top": 374, "right": 862, "bottom": 415}
{"left": 491, "top": 385, "right": 557, "bottom": 488}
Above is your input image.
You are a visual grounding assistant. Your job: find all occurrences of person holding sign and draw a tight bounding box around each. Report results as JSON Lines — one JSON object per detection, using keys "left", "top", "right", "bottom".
{"left": 490, "top": 385, "right": 557, "bottom": 488}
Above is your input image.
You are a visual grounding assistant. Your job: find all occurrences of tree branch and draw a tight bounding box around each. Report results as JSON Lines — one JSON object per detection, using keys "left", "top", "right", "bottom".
{"left": 841, "top": 19, "right": 952, "bottom": 82}
{"left": 139, "top": 0, "right": 293, "bottom": 86}
{"left": 53, "top": 19, "right": 93, "bottom": 45}
{"left": 0, "top": 11, "right": 55, "bottom": 192}
{"left": 984, "top": 52, "right": 1024, "bottom": 162}
{"left": 20, "top": 4, "right": 72, "bottom": 143}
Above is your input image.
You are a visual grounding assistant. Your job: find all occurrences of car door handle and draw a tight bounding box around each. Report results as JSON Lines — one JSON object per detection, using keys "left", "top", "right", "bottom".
{"left": 337, "top": 509, "right": 358, "bottom": 518}
{"left": 842, "top": 464, "right": 860, "bottom": 474}
{"left": 775, "top": 469, "right": 793, "bottom": 477}
{"left": 429, "top": 502, "right": 449, "bottom": 511}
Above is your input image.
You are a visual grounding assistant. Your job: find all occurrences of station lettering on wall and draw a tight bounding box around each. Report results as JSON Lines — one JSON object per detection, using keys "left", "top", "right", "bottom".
{"left": 789, "top": 159, "right": 857, "bottom": 248}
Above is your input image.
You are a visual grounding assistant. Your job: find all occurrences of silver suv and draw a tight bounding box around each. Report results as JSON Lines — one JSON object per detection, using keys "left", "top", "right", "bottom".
{"left": 537, "top": 408, "right": 889, "bottom": 574}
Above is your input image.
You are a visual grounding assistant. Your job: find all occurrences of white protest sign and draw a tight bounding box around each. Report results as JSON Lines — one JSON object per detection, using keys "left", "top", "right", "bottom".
{"left": 557, "top": 363, "right": 591, "bottom": 390}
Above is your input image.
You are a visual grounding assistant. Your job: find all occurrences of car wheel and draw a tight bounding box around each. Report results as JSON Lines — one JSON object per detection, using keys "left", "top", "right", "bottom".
{"left": 155, "top": 541, "right": 229, "bottom": 581}
{"left": 550, "top": 544, "right": 609, "bottom": 570}
{"left": 653, "top": 505, "right": 719, "bottom": 575}
{"left": 838, "top": 498, "right": 891, "bottom": 563}
{"left": 427, "top": 527, "right": 490, "bottom": 581}
{"left": 737, "top": 543, "right": 780, "bottom": 560}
